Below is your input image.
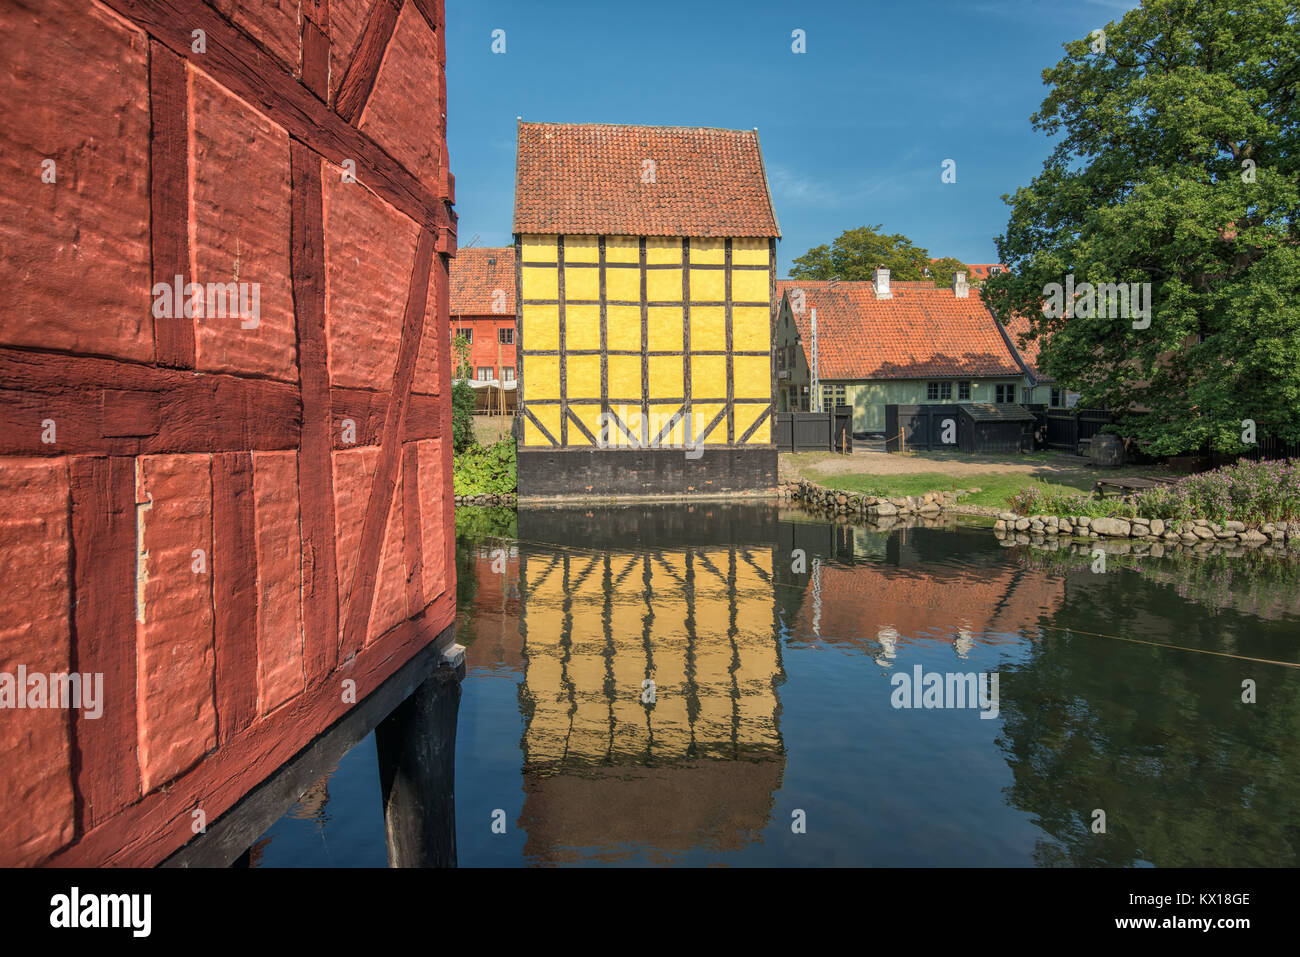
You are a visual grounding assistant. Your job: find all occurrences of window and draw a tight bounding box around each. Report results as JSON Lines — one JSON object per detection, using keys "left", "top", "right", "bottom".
{"left": 455, "top": 328, "right": 473, "bottom": 343}
{"left": 1023, "top": 388, "right": 1033, "bottom": 405}
{"left": 498, "top": 327, "right": 513, "bottom": 345}
{"left": 957, "top": 381, "right": 971, "bottom": 401}
{"left": 1050, "top": 387, "right": 1063, "bottom": 408}
{"left": 821, "top": 384, "right": 846, "bottom": 413}
{"left": 926, "top": 381, "right": 952, "bottom": 401}
{"left": 777, "top": 347, "right": 787, "bottom": 371}
{"left": 995, "top": 384, "right": 1016, "bottom": 403}
{"left": 503, "top": 367, "right": 515, "bottom": 382}
{"left": 476, "top": 366, "right": 493, "bottom": 381}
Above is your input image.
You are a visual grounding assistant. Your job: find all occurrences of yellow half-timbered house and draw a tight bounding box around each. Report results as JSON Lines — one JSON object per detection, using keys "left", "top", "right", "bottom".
{"left": 513, "top": 122, "right": 781, "bottom": 495}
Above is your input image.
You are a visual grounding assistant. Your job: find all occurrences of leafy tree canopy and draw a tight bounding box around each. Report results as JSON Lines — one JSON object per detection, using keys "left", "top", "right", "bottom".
{"left": 928, "top": 256, "right": 976, "bottom": 289}
{"left": 982, "top": 0, "right": 1300, "bottom": 456}
{"left": 789, "top": 224, "right": 934, "bottom": 281}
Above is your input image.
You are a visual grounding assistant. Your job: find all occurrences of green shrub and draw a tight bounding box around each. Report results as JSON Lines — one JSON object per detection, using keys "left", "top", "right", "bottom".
{"left": 1006, "top": 486, "right": 1136, "bottom": 518}
{"left": 1133, "top": 458, "right": 1300, "bottom": 524}
{"left": 453, "top": 438, "right": 516, "bottom": 496}
{"left": 451, "top": 380, "right": 477, "bottom": 454}
{"left": 1006, "top": 459, "right": 1300, "bottom": 524}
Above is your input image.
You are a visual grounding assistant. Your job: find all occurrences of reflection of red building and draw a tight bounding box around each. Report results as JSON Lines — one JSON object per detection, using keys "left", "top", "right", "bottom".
{"left": 450, "top": 247, "right": 516, "bottom": 384}
{"left": 793, "top": 557, "right": 1065, "bottom": 662}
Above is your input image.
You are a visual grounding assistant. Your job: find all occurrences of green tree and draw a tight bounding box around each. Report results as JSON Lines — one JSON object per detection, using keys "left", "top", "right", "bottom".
{"left": 451, "top": 332, "right": 473, "bottom": 380}
{"left": 452, "top": 379, "right": 477, "bottom": 454}
{"left": 928, "top": 256, "right": 974, "bottom": 289}
{"left": 982, "top": 0, "right": 1300, "bottom": 456}
{"left": 789, "top": 224, "right": 933, "bottom": 281}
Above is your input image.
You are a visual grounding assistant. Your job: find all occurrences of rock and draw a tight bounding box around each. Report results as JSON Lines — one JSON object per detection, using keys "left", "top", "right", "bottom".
{"left": 1193, "top": 519, "right": 1210, "bottom": 527}
{"left": 1192, "top": 525, "right": 1215, "bottom": 540}
{"left": 998, "top": 512, "right": 1017, "bottom": 522}
{"left": 1015, "top": 518, "right": 1031, "bottom": 532}
{"left": 1240, "top": 529, "right": 1268, "bottom": 546}
{"left": 1163, "top": 531, "right": 1180, "bottom": 542}
{"left": 994, "top": 519, "right": 1007, "bottom": 532}
{"left": 1030, "top": 519, "right": 1044, "bottom": 532}
{"left": 1090, "top": 517, "right": 1131, "bottom": 537}
{"left": 919, "top": 504, "right": 941, "bottom": 516}
{"left": 1077, "top": 516, "right": 1091, "bottom": 528}
{"left": 1150, "top": 543, "right": 1164, "bottom": 558}
{"left": 1224, "top": 520, "right": 1245, "bottom": 532}
{"left": 871, "top": 503, "right": 898, "bottom": 516}
{"left": 1150, "top": 519, "right": 1165, "bottom": 536}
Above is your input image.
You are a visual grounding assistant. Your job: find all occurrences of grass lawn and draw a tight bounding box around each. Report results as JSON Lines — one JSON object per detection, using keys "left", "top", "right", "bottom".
{"left": 802, "top": 471, "right": 1097, "bottom": 509}
{"left": 781, "top": 449, "right": 1162, "bottom": 510}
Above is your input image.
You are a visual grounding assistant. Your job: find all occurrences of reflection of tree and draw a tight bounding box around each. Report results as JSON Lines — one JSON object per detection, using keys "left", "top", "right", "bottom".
{"left": 996, "top": 568, "right": 1300, "bottom": 867}
{"left": 454, "top": 507, "right": 518, "bottom": 646}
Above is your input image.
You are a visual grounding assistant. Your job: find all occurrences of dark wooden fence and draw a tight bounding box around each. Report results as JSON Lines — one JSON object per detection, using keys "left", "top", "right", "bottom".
{"left": 1207, "top": 435, "right": 1300, "bottom": 467}
{"left": 775, "top": 406, "right": 852, "bottom": 453}
{"left": 886, "top": 404, "right": 1037, "bottom": 453}
{"left": 884, "top": 404, "right": 965, "bottom": 452}
{"left": 1043, "top": 407, "right": 1114, "bottom": 453}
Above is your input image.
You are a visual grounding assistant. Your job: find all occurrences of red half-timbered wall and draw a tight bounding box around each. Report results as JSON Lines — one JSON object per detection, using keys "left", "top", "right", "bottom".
{"left": 0, "top": 0, "right": 457, "bottom": 866}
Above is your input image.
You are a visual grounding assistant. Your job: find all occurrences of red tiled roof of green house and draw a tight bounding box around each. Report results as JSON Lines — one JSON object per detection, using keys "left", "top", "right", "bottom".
{"left": 1000, "top": 311, "right": 1050, "bottom": 381}
{"left": 450, "top": 246, "right": 515, "bottom": 316}
{"left": 776, "top": 279, "right": 1025, "bottom": 379}
{"left": 513, "top": 122, "right": 781, "bottom": 238}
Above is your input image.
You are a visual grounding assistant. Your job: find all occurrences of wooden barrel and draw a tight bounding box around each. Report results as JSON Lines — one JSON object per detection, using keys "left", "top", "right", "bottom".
{"left": 1090, "top": 433, "right": 1126, "bottom": 467}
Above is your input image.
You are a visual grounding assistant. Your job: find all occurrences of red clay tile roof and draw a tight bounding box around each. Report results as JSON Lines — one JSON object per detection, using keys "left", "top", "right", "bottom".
{"left": 776, "top": 279, "right": 1024, "bottom": 380}
{"left": 928, "top": 260, "right": 1006, "bottom": 280}
{"left": 1000, "top": 311, "right": 1050, "bottom": 381}
{"left": 450, "top": 246, "right": 516, "bottom": 316}
{"left": 513, "top": 122, "right": 780, "bottom": 238}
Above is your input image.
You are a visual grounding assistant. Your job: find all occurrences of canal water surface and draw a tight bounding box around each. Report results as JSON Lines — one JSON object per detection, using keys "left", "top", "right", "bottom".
{"left": 250, "top": 503, "right": 1300, "bottom": 867}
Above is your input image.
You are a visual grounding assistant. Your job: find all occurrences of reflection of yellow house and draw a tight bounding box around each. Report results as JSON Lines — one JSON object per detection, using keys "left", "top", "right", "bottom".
{"left": 513, "top": 122, "right": 781, "bottom": 495}
{"left": 521, "top": 545, "right": 783, "bottom": 765}
{"left": 517, "top": 543, "right": 785, "bottom": 862}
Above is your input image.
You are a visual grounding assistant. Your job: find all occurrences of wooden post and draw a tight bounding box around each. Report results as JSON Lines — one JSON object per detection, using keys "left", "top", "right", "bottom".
{"left": 374, "top": 644, "right": 466, "bottom": 868}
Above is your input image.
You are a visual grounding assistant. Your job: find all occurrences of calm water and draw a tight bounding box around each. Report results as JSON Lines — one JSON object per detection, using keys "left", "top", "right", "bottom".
{"left": 250, "top": 504, "right": 1300, "bottom": 867}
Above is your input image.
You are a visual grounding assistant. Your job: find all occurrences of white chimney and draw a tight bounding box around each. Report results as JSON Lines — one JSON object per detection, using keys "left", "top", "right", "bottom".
{"left": 873, "top": 267, "right": 891, "bottom": 300}
{"left": 953, "top": 271, "right": 969, "bottom": 298}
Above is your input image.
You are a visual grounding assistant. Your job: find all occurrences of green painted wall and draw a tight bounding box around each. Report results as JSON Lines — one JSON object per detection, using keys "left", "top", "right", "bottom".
{"left": 818, "top": 378, "right": 1039, "bottom": 432}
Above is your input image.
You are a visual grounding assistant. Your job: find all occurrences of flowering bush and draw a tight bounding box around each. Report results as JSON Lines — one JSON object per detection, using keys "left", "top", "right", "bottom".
{"left": 1005, "top": 459, "right": 1300, "bottom": 524}
{"left": 1133, "top": 458, "right": 1300, "bottom": 524}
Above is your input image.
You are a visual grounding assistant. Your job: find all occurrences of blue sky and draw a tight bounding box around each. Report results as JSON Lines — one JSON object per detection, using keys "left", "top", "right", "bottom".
{"left": 444, "top": 0, "right": 1137, "bottom": 275}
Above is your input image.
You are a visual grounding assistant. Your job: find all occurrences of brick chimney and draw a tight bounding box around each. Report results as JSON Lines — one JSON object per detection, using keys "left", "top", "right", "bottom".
{"left": 873, "top": 267, "right": 891, "bottom": 300}
{"left": 953, "top": 271, "right": 969, "bottom": 298}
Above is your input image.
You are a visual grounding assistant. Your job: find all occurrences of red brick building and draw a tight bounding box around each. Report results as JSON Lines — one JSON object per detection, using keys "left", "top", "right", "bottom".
{"left": 450, "top": 246, "right": 517, "bottom": 388}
